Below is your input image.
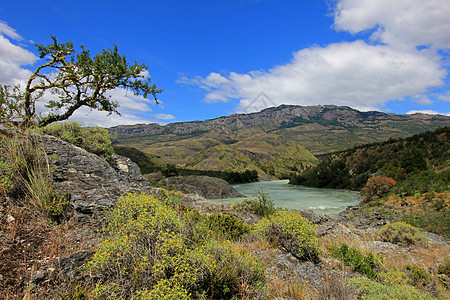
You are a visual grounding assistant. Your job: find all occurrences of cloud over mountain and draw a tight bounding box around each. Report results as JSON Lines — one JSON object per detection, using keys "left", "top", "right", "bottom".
{"left": 182, "top": 0, "right": 449, "bottom": 113}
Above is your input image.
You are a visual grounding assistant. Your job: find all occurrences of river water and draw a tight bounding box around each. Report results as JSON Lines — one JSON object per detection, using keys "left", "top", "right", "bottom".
{"left": 212, "top": 180, "right": 359, "bottom": 215}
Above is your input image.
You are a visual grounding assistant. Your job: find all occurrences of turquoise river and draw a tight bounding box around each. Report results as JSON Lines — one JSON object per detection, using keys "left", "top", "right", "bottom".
{"left": 212, "top": 180, "right": 359, "bottom": 215}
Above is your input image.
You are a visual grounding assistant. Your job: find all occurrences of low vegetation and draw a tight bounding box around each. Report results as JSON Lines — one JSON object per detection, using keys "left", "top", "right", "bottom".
{"left": 330, "top": 243, "right": 383, "bottom": 279}
{"left": 238, "top": 189, "right": 277, "bottom": 217}
{"left": 255, "top": 210, "right": 320, "bottom": 262}
{"left": 1, "top": 122, "right": 448, "bottom": 299}
{"left": 38, "top": 122, "right": 114, "bottom": 161}
{"left": 379, "top": 221, "right": 428, "bottom": 247}
{"left": 0, "top": 130, "right": 68, "bottom": 221}
{"left": 347, "top": 277, "right": 440, "bottom": 300}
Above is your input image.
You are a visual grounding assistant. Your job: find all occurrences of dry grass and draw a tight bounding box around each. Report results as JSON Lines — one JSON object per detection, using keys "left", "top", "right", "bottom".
{"left": 0, "top": 190, "right": 94, "bottom": 298}
{"left": 319, "top": 224, "right": 380, "bottom": 251}
{"left": 383, "top": 245, "right": 450, "bottom": 272}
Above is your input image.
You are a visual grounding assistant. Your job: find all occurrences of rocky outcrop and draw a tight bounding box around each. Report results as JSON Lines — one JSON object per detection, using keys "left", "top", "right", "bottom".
{"left": 164, "top": 175, "right": 243, "bottom": 199}
{"left": 31, "top": 133, "right": 153, "bottom": 223}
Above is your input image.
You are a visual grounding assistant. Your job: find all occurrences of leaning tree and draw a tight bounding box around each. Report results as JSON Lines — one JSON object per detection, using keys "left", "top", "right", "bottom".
{"left": 0, "top": 35, "right": 162, "bottom": 127}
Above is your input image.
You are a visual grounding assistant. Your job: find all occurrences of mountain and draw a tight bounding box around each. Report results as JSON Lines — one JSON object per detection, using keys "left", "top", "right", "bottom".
{"left": 108, "top": 105, "right": 450, "bottom": 174}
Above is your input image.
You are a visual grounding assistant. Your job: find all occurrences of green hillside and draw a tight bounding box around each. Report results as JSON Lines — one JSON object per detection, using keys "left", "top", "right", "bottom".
{"left": 290, "top": 126, "right": 449, "bottom": 191}
{"left": 186, "top": 134, "right": 318, "bottom": 178}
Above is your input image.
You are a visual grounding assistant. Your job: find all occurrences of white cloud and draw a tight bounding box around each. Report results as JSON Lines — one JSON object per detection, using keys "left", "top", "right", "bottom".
{"left": 406, "top": 110, "right": 450, "bottom": 116}
{"left": 0, "top": 22, "right": 37, "bottom": 85}
{"left": 333, "top": 0, "right": 450, "bottom": 50}
{"left": 153, "top": 113, "right": 175, "bottom": 120}
{"left": 437, "top": 91, "right": 450, "bottom": 102}
{"left": 185, "top": 41, "right": 445, "bottom": 113}
{"left": 105, "top": 88, "right": 156, "bottom": 114}
{"left": 67, "top": 107, "right": 155, "bottom": 128}
{"left": 0, "top": 21, "right": 22, "bottom": 40}
{"left": 181, "top": 0, "right": 449, "bottom": 114}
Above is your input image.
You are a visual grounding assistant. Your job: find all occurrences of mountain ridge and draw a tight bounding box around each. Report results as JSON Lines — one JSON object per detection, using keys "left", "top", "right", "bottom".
{"left": 108, "top": 105, "right": 450, "bottom": 175}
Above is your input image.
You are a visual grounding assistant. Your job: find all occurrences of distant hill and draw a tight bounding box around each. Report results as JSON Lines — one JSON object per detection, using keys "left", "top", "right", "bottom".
{"left": 108, "top": 105, "right": 450, "bottom": 176}
{"left": 290, "top": 126, "right": 450, "bottom": 191}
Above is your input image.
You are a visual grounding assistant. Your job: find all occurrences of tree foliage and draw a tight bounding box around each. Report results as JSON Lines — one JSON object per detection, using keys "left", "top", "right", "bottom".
{"left": 362, "top": 176, "right": 397, "bottom": 201}
{"left": 1, "top": 36, "right": 162, "bottom": 127}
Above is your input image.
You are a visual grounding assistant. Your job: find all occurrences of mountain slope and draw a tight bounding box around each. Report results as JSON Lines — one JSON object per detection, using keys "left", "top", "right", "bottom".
{"left": 108, "top": 105, "right": 450, "bottom": 173}
{"left": 185, "top": 133, "right": 318, "bottom": 178}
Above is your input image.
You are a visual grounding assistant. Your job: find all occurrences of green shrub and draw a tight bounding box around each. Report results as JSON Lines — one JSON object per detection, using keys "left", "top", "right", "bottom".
{"left": 204, "top": 213, "right": 250, "bottom": 240}
{"left": 405, "top": 265, "right": 430, "bottom": 287}
{"left": 38, "top": 122, "right": 113, "bottom": 160}
{"left": 254, "top": 210, "right": 319, "bottom": 262}
{"left": 347, "top": 277, "right": 439, "bottom": 300}
{"left": 403, "top": 209, "right": 450, "bottom": 238}
{"left": 231, "top": 190, "right": 276, "bottom": 217}
{"left": 252, "top": 189, "right": 276, "bottom": 216}
{"left": 437, "top": 256, "right": 450, "bottom": 277}
{"left": 379, "top": 222, "right": 428, "bottom": 246}
{"left": 191, "top": 240, "right": 265, "bottom": 299}
{"left": 330, "top": 243, "right": 382, "bottom": 279}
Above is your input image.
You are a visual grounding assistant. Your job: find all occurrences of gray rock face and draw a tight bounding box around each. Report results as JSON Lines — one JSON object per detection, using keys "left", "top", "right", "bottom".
{"left": 31, "top": 133, "right": 153, "bottom": 222}
{"left": 54, "top": 250, "right": 94, "bottom": 279}
{"left": 164, "top": 175, "right": 243, "bottom": 199}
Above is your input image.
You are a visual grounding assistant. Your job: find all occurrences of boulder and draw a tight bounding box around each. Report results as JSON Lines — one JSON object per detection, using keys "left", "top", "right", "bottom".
{"left": 164, "top": 175, "right": 243, "bottom": 199}
{"left": 144, "top": 171, "right": 164, "bottom": 182}
{"left": 30, "top": 132, "right": 153, "bottom": 222}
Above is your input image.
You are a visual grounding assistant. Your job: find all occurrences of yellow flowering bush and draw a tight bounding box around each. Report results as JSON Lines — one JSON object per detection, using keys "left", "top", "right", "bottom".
{"left": 138, "top": 279, "right": 192, "bottom": 300}
{"left": 85, "top": 193, "right": 265, "bottom": 299}
{"left": 254, "top": 210, "right": 320, "bottom": 262}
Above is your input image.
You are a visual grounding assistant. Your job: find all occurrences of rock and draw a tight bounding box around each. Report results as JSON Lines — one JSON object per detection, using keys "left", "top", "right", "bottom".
{"left": 109, "top": 154, "right": 152, "bottom": 191}
{"left": 299, "top": 209, "right": 330, "bottom": 224}
{"left": 144, "top": 171, "right": 164, "bottom": 182}
{"left": 360, "top": 241, "right": 408, "bottom": 254}
{"left": 30, "top": 132, "right": 153, "bottom": 223}
{"left": 422, "top": 231, "right": 449, "bottom": 247}
{"left": 164, "top": 175, "right": 243, "bottom": 199}
{"left": 334, "top": 205, "right": 402, "bottom": 229}
{"left": 266, "top": 252, "right": 325, "bottom": 288}
{"left": 54, "top": 250, "right": 94, "bottom": 279}
{"left": 31, "top": 270, "right": 46, "bottom": 284}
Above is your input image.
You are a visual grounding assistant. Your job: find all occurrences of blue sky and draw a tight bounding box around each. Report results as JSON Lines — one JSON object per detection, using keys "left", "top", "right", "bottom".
{"left": 1, "top": 0, "right": 449, "bottom": 127}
